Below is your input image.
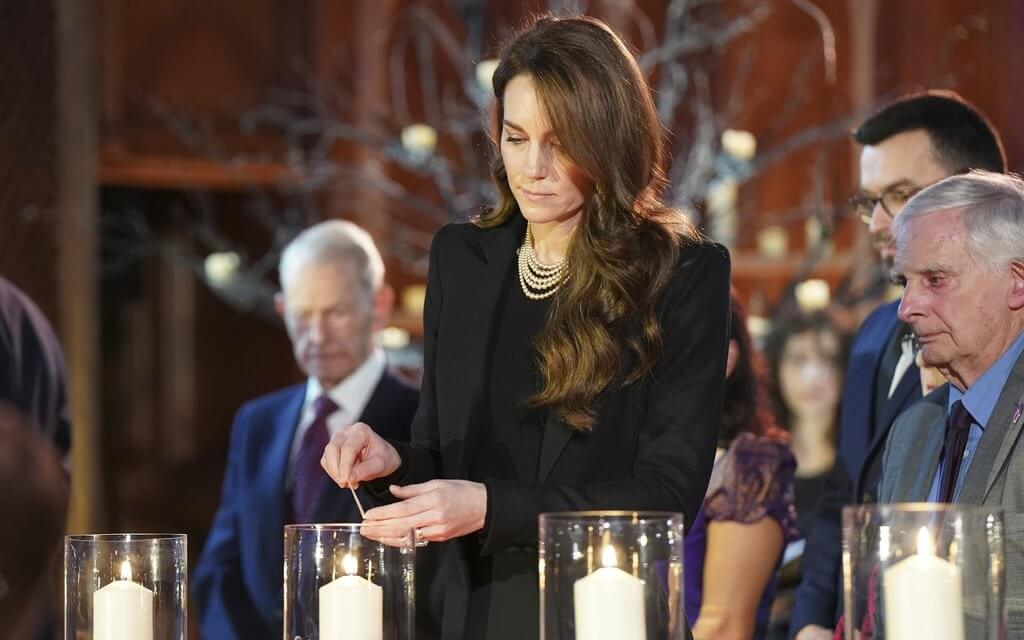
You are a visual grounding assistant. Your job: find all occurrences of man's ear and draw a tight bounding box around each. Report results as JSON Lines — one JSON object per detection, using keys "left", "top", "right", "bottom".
{"left": 274, "top": 292, "right": 286, "bottom": 318}
{"left": 371, "top": 285, "right": 396, "bottom": 331}
{"left": 1008, "top": 261, "right": 1024, "bottom": 311}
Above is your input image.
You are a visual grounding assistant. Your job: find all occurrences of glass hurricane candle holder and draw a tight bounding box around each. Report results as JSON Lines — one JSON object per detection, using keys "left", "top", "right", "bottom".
{"left": 64, "top": 533, "right": 187, "bottom": 640}
{"left": 283, "top": 524, "right": 415, "bottom": 640}
{"left": 842, "top": 503, "right": 1004, "bottom": 640}
{"left": 539, "top": 511, "right": 685, "bottom": 640}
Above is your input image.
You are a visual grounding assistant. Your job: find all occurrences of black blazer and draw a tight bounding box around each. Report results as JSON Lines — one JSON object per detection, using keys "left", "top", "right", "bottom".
{"left": 379, "top": 215, "right": 730, "bottom": 639}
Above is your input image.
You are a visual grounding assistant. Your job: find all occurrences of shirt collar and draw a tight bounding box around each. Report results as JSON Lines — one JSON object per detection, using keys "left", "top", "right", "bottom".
{"left": 304, "top": 348, "right": 387, "bottom": 420}
{"left": 948, "top": 330, "right": 1024, "bottom": 429}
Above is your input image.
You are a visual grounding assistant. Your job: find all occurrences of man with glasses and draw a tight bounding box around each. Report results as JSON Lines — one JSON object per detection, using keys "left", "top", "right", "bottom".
{"left": 790, "top": 90, "right": 1006, "bottom": 640}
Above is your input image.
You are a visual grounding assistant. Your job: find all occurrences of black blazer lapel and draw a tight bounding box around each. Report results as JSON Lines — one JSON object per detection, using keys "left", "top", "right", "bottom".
{"left": 441, "top": 217, "right": 525, "bottom": 478}
{"left": 536, "top": 410, "right": 574, "bottom": 482}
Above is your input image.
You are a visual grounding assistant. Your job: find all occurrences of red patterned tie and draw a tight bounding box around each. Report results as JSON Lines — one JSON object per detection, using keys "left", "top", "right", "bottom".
{"left": 291, "top": 395, "right": 339, "bottom": 523}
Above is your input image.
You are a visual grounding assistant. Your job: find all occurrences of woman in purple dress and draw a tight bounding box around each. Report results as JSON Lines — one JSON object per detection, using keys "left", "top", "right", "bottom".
{"left": 685, "top": 294, "right": 798, "bottom": 640}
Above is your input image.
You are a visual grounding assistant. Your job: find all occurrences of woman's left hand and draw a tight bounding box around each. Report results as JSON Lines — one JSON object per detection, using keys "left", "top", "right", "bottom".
{"left": 361, "top": 480, "right": 487, "bottom": 546}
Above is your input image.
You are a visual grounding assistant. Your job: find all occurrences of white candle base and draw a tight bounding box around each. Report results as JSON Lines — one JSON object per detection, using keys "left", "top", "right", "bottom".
{"left": 883, "top": 554, "right": 964, "bottom": 640}
{"left": 573, "top": 567, "right": 646, "bottom": 640}
{"left": 93, "top": 579, "right": 154, "bottom": 640}
{"left": 319, "top": 574, "right": 383, "bottom": 640}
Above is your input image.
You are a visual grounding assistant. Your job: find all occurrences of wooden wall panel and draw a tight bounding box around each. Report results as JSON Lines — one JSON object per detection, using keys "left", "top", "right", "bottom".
{"left": 877, "top": 0, "right": 1020, "bottom": 168}
{"left": 0, "top": 1, "right": 60, "bottom": 319}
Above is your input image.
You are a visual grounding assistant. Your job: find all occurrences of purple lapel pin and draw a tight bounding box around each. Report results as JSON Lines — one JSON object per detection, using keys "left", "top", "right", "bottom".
{"left": 1013, "top": 402, "right": 1023, "bottom": 424}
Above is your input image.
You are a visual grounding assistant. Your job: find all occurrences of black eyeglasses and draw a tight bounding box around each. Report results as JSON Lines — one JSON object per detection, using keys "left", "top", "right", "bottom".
{"left": 849, "top": 184, "right": 928, "bottom": 224}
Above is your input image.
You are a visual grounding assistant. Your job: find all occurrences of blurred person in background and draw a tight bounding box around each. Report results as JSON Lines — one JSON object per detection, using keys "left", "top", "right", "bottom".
{"left": 765, "top": 311, "right": 845, "bottom": 536}
{"left": 0, "top": 404, "right": 68, "bottom": 640}
{"left": 686, "top": 293, "right": 798, "bottom": 640}
{"left": 192, "top": 220, "right": 419, "bottom": 639}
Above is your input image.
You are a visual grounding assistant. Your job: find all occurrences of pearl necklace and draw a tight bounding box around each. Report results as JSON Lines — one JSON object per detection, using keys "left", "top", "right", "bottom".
{"left": 517, "top": 223, "right": 568, "bottom": 300}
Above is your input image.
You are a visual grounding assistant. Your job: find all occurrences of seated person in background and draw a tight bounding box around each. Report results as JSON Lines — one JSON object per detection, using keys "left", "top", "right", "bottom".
{"left": 764, "top": 311, "right": 845, "bottom": 538}
{"left": 192, "top": 220, "right": 419, "bottom": 640}
{"left": 0, "top": 404, "right": 68, "bottom": 640}
{"left": 761, "top": 310, "right": 846, "bottom": 638}
{"left": 686, "top": 294, "right": 798, "bottom": 640}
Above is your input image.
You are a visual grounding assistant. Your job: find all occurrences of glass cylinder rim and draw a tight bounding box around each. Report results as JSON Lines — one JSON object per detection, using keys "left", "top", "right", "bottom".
{"left": 284, "top": 523, "right": 415, "bottom": 536}
{"left": 539, "top": 510, "right": 683, "bottom": 523}
{"left": 65, "top": 532, "right": 186, "bottom": 542}
{"left": 842, "top": 502, "right": 1004, "bottom": 516}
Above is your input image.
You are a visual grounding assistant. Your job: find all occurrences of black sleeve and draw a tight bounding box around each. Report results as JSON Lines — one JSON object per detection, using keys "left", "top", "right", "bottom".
{"left": 366, "top": 227, "right": 450, "bottom": 501}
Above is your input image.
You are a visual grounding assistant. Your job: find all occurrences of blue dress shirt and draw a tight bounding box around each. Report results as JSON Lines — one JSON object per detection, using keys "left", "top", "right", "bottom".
{"left": 926, "top": 331, "right": 1024, "bottom": 501}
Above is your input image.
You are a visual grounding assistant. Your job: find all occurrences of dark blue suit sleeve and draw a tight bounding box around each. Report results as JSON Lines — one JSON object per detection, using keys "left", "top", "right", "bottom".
{"left": 192, "top": 405, "right": 275, "bottom": 640}
{"left": 789, "top": 458, "right": 851, "bottom": 635}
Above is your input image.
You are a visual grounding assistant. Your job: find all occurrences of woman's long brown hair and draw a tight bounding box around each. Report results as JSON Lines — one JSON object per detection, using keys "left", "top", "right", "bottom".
{"left": 478, "top": 16, "right": 700, "bottom": 430}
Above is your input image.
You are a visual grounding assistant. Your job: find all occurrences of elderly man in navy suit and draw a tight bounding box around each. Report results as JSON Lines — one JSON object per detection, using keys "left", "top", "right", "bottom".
{"left": 193, "top": 220, "right": 419, "bottom": 639}
{"left": 790, "top": 91, "right": 1006, "bottom": 640}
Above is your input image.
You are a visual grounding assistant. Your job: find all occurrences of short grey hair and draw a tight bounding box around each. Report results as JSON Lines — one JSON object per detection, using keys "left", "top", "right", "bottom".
{"left": 278, "top": 220, "right": 385, "bottom": 293}
{"left": 893, "top": 170, "right": 1024, "bottom": 271}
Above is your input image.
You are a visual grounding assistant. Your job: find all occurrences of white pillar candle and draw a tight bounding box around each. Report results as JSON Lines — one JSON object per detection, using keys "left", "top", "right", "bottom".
{"left": 93, "top": 560, "right": 154, "bottom": 640}
{"left": 573, "top": 545, "right": 646, "bottom": 640}
{"left": 883, "top": 527, "right": 964, "bottom": 640}
{"left": 319, "top": 552, "right": 383, "bottom": 640}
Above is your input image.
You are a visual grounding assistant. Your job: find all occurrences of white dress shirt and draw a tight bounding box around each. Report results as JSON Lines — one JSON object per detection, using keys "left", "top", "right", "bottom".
{"left": 286, "top": 349, "right": 387, "bottom": 486}
{"left": 887, "top": 332, "right": 916, "bottom": 399}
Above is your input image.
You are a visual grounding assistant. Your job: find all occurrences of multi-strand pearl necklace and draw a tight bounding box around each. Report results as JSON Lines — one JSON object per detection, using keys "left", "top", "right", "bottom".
{"left": 517, "top": 223, "right": 568, "bottom": 300}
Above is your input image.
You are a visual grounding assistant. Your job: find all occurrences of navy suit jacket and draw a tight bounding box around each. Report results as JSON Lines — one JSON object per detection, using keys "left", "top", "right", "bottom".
{"left": 790, "top": 300, "right": 922, "bottom": 635}
{"left": 192, "top": 371, "right": 418, "bottom": 640}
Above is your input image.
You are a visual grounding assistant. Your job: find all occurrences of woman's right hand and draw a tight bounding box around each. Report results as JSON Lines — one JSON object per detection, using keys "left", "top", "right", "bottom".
{"left": 321, "top": 422, "right": 402, "bottom": 488}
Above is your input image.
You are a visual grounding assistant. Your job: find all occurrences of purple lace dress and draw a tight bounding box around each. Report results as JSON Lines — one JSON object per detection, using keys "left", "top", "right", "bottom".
{"left": 684, "top": 432, "right": 798, "bottom": 639}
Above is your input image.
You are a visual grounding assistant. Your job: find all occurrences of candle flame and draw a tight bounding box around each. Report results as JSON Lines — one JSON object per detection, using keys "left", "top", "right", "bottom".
{"left": 119, "top": 560, "right": 132, "bottom": 581}
{"left": 916, "top": 527, "right": 935, "bottom": 557}
{"left": 600, "top": 545, "right": 617, "bottom": 568}
{"left": 342, "top": 553, "right": 357, "bottom": 576}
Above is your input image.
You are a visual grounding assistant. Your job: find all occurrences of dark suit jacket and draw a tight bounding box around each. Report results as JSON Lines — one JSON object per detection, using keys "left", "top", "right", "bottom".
{"left": 375, "top": 216, "right": 730, "bottom": 640}
{"left": 192, "top": 371, "right": 418, "bottom": 640}
{"left": 879, "top": 355, "right": 1024, "bottom": 637}
{"left": 790, "top": 300, "right": 922, "bottom": 634}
